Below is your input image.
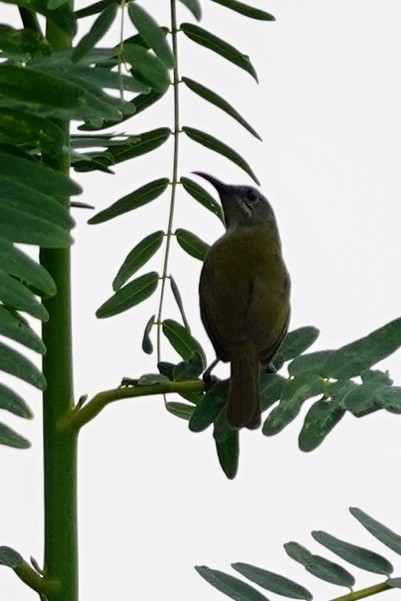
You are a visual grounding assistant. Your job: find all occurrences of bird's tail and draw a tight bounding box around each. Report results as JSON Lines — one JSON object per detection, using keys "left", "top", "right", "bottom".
{"left": 227, "top": 358, "right": 261, "bottom": 430}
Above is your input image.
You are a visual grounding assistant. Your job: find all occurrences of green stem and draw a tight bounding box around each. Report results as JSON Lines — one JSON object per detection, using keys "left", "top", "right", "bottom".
{"left": 329, "top": 582, "right": 392, "bottom": 601}
{"left": 156, "top": 0, "right": 181, "bottom": 362}
{"left": 39, "top": 14, "right": 77, "bottom": 601}
{"left": 66, "top": 379, "right": 205, "bottom": 430}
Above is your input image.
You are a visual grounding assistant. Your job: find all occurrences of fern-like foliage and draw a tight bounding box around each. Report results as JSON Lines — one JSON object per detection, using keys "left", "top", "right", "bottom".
{"left": 196, "top": 507, "right": 401, "bottom": 601}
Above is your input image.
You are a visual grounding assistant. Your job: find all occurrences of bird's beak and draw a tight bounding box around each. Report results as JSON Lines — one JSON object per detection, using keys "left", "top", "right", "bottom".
{"left": 192, "top": 172, "right": 228, "bottom": 195}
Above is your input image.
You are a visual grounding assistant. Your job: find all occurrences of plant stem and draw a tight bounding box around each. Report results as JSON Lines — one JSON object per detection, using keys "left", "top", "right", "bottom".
{"left": 66, "top": 379, "right": 205, "bottom": 430}
{"left": 156, "top": 0, "right": 180, "bottom": 362}
{"left": 39, "top": 14, "right": 78, "bottom": 601}
{"left": 330, "top": 582, "right": 392, "bottom": 601}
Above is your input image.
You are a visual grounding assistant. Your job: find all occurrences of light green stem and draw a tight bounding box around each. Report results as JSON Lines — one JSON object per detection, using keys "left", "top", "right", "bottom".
{"left": 329, "top": 582, "right": 392, "bottom": 601}
{"left": 156, "top": 0, "right": 181, "bottom": 361}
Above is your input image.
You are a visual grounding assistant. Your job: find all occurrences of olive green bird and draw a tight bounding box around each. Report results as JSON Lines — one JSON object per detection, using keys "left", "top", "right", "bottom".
{"left": 195, "top": 172, "right": 290, "bottom": 430}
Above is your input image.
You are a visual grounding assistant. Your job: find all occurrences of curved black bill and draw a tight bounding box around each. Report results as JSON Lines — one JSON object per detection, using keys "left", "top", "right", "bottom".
{"left": 192, "top": 171, "right": 228, "bottom": 193}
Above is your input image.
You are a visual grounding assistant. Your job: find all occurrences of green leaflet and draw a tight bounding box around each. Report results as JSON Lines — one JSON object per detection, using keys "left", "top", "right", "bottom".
{"left": 180, "top": 176, "right": 224, "bottom": 222}
{"left": 196, "top": 566, "right": 268, "bottom": 599}
{"left": 142, "top": 314, "right": 155, "bottom": 354}
{"left": 162, "top": 319, "right": 206, "bottom": 367}
{"left": 89, "top": 179, "right": 169, "bottom": 224}
{"left": 232, "top": 563, "right": 312, "bottom": 600}
{"left": 112, "top": 231, "right": 164, "bottom": 290}
{"left": 0, "top": 341, "right": 46, "bottom": 390}
{"left": 284, "top": 542, "right": 355, "bottom": 588}
{"left": 210, "top": 0, "right": 275, "bottom": 20}
{"left": 96, "top": 272, "right": 159, "bottom": 318}
{"left": 183, "top": 126, "right": 260, "bottom": 184}
{"left": 182, "top": 77, "right": 261, "bottom": 139}
{"left": 0, "top": 423, "right": 30, "bottom": 449}
{"left": 75, "top": 128, "right": 171, "bottom": 172}
{"left": 169, "top": 275, "right": 190, "bottom": 331}
{"left": 75, "top": 0, "right": 114, "bottom": 18}
{"left": 0, "top": 24, "right": 50, "bottom": 55}
{"left": 178, "top": 0, "right": 202, "bottom": 20}
{"left": 298, "top": 398, "right": 345, "bottom": 452}
{"left": 176, "top": 228, "right": 210, "bottom": 261}
{"left": 181, "top": 23, "right": 258, "bottom": 81}
{"left": 0, "top": 108, "right": 64, "bottom": 156}
{"left": 166, "top": 401, "right": 194, "bottom": 421}
{"left": 350, "top": 508, "right": 401, "bottom": 556}
{"left": 0, "top": 382, "right": 33, "bottom": 418}
{"left": 0, "top": 237, "right": 56, "bottom": 296}
{"left": 73, "top": 4, "right": 118, "bottom": 63}
{"left": 312, "top": 531, "right": 393, "bottom": 575}
{"left": 215, "top": 430, "right": 239, "bottom": 480}
{"left": 0, "top": 271, "right": 48, "bottom": 321}
{"left": 124, "top": 44, "right": 170, "bottom": 94}
{"left": 189, "top": 380, "right": 228, "bottom": 432}
{"left": 273, "top": 326, "right": 320, "bottom": 370}
{"left": 127, "top": 3, "right": 174, "bottom": 68}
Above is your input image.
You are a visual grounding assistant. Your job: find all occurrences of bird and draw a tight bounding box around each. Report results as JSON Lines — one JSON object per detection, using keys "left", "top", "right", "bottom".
{"left": 195, "top": 172, "right": 290, "bottom": 430}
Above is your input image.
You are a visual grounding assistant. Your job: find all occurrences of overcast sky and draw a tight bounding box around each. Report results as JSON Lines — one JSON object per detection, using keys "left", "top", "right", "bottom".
{"left": 2, "top": 1, "right": 401, "bottom": 600}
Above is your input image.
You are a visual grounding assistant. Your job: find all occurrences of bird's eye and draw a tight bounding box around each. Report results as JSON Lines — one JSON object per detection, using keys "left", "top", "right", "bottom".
{"left": 246, "top": 189, "right": 258, "bottom": 202}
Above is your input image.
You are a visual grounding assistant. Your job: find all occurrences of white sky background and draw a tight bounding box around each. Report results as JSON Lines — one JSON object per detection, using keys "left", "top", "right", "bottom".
{"left": 2, "top": 1, "right": 401, "bottom": 600}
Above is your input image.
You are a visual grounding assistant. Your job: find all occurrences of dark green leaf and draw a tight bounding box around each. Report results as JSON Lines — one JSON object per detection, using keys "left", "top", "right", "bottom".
{"left": 73, "top": 4, "right": 117, "bottom": 63}
{"left": 210, "top": 0, "right": 275, "bottom": 20}
{"left": 232, "top": 564, "right": 311, "bottom": 600}
{"left": 75, "top": 0, "right": 113, "bottom": 18}
{"left": 262, "top": 373, "right": 324, "bottom": 436}
{"left": 113, "top": 231, "right": 164, "bottom": 290}
{"left": 0, "top": 24, "right": 50, "bottom": 55}
{"left": 216, "top": 429, "right": 239, "bottom": 480}
{"left": 142, "top": 314, "right": 155, "bottom": 355}
{"left": 361, "top": 369, "right": 393, "bottom": 386}
{"left": 96, "top": 271, "right": 159, "bottom": 318}
{"left": 350, "top": 508, "right": 401, "bottom": 556}
{"left": 0, "top": 341, "right": 46, "bottom": 389}
{"left": 173, "top": 353, "right": 204, "bottom": 381}
{"left": 0, "top": 238, "right": 56, "bottom": 296}
{"left": 342, "top": 382, "right": 385, "bottom": 416}
{"left": 213, "top": 405, "right": 233, "bottom": 443}
{"left": 0, "top": 383, "right": 32, "bottom": 418}
{"left": 128, "top": 3, "right": 174, "bottom": 68}
{"left": 158, "top": 361, "right": 175, "bottom": 380}
{"left": 138, "top": 373, "right": 169, "bottom": 385}
{"left": 189, "top": 380, "right": 228, "bottom": 432}
{"left": 196, "top": 566, "right": 268, "bottom": 600}
{"left": 0, "top": 306, "right": 46, "bottom": 354}
{"left": 288, "top": 350, "right": 335, "bottom": 377}
{"left": 284, "top": 542, "right": 355, "bottom": 588}
{"left": 183, "top": 126, "right": 259, "bottom": 184}
{"left": 180, "top": 176, "right": 224, "bottom": 221}
{"left": 169, "top": 275, "right": 190, "bottom": 330}
{"left": 2, "top": 0, "right": 76, "bottom": 35}
{"left": 374, "top": 386, "right": 401, "bottom": 414}
{"left": 124, "top": 44, "right": 170, "bottom": 94}
{"left": 176, "top": 228, "right": 209, "bottom": 261}
{"left": 78, "top": 90, "right": 163, "bottom": 131}
{"left": 89, "top": 179, "right": 169, "bottom": 224}
{"left": 182, "top": 77, "right": 261, "bottom": 139}
{"left": 0, "top": 204, "right": 72, "bottom": 248}
{"left": 323, "top": 317, "right": 401, "bottom": 379}
{"left": 181, "top": 23, "right": 258, "bottom": 81}
{"left": 0, "top": 272, "right": 48, "bottom": 321}
{"left": 0, "top": 546, "right": 24, "bottom": 568}
{"left": 178, "top": 0, "right": 202, "bottom": 20}
{"left": 298, "top": 398, "right": 345, "bottom": 452}
{"left": 0, "top": 109, "right": 64, "bottom": 156}
{"left": 0, "top": 65, "right": 85, "bottom": 108}
{"left": 162, "top": 319, "right": 206, "bottom": 367}
{"left": 260, "top": 372, "right": 285, "bottom": 412}
{"left": 312, "top": 531, "right": 393, "bottom": 575}
{"left": 273, "top": 327, "right": 320, "bottom": 370}
{"left": 0, "top": 150, "right": 81, "bottom": 197}
{"left": 75, "top": 128, "right": 171, "bottom": 171}
{"left": 0, "top": 423, "right": 30, "bottom": 449}
{"left": 166, "top": 401, "right": 194, "bottom": 420}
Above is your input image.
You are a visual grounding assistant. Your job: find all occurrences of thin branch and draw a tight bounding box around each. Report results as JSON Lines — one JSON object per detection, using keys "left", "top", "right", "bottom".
{"left": 64, "top": 379, "right": 205, "bottom": 430}
{"left": 329, "top": 582, "right": 392, "bottom": 601}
